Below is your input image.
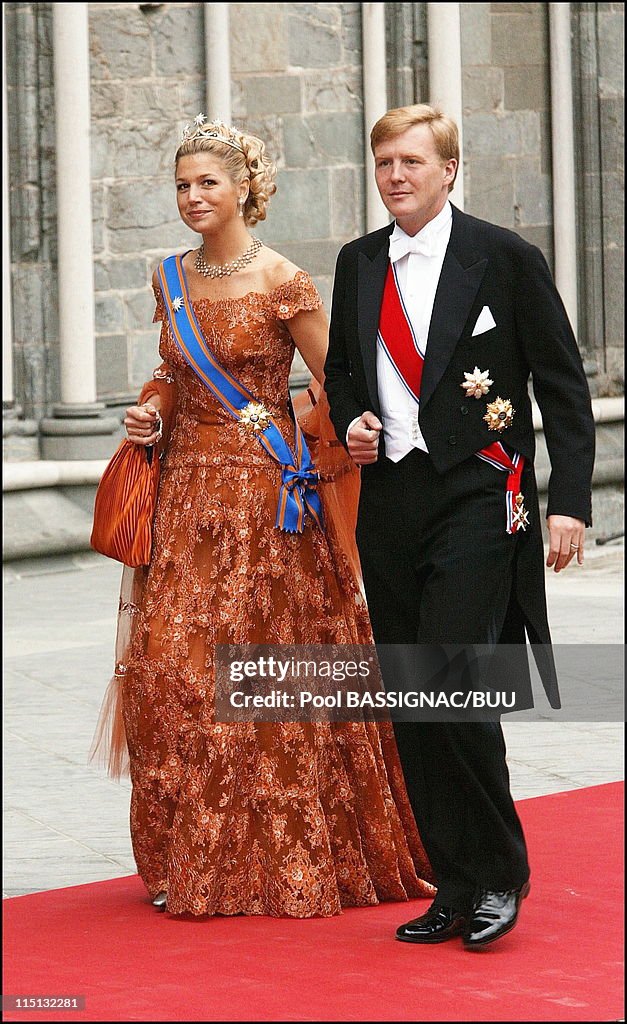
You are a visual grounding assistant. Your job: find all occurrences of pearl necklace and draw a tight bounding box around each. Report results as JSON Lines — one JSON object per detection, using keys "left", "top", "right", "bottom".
{"left": 194, "top": 236, "right": 262, "bottom": 278}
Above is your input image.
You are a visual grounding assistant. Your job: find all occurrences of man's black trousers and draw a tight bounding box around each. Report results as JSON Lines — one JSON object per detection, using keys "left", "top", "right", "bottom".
{"left": 356, "top": 447, "right": 531, "bottom": 911}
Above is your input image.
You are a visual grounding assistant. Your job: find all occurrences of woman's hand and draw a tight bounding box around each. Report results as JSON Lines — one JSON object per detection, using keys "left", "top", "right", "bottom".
{"left": 124, "top": 401, "right": 162, "bottom": 446}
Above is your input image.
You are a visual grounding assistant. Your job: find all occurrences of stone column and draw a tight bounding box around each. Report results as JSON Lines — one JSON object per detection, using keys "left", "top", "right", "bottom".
{"left": 549, "top": 3, "right": 578, "bottom": 338}
{"left": 362, "top": 2, "right": 390, "bottom": 231}
{"left": 427, "top": 2, "right": 464, "bottom": 210}
{"left": 386, "top": 3, "right": 428, "bottom": 109}
{"left": 40, "top": 2, "right": 117, "bottom": 459}
{"left": 571, "top": 5, "right": 606, "bottom": 390}
{"left": 2, "top": 3, "right": 41, "bottom": 461}
{"left": 205, "top": 3, "right": 231, "bottom": 122}
{"left": 572, "top": 3, "right": 624, "bottom": 395}
{"left": 2, "top": 6, "right": 15, "bottom": 417}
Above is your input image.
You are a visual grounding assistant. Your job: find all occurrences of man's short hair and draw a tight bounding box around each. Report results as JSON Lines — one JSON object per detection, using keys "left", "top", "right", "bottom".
{"left": 370, "top": 104, "right": 459, "bottom": 191}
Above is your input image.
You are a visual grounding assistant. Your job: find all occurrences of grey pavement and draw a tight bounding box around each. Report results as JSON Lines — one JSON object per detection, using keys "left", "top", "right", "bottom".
{"left": 3, "top": 542, "right": 624, "bottom": 898}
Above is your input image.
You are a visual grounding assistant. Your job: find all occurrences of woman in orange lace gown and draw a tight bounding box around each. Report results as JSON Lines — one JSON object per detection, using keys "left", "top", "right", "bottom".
{"left": 93, "top": 118, "right": 434, "bottom": 917}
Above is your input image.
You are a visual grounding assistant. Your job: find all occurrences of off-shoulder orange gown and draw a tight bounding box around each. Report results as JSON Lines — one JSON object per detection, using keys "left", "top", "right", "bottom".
{"left": 118, "top": 270, "right": 434, "bottom": 916}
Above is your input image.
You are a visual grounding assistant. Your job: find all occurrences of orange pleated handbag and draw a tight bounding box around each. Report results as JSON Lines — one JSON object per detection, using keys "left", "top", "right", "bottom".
{"left": 90, "top": 441, "right": 160, "bottom": 567}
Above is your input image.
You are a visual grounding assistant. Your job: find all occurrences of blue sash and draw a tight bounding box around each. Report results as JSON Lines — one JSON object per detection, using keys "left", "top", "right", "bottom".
{"left": 157, "top": 254, "right": 322, "bottom": 534}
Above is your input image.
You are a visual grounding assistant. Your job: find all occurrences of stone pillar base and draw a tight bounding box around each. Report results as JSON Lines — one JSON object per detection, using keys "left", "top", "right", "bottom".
{"left": 3, "top": 410, "right": 39, "bottom": 461}
{"left": 3, "top": 400, "right": 23, "bottom": 419}
{"left": 40, "top": 403, "right": 120, "bottom": 460}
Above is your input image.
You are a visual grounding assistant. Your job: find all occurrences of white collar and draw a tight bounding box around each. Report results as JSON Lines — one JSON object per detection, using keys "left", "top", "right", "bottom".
{"left": 389, "top": 201, "right": 452, "bottom": 261}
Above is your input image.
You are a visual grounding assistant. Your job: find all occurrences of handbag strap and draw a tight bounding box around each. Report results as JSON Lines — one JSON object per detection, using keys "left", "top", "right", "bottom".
{"left": 157, "top": 254, "right": 322, "bottom": 533}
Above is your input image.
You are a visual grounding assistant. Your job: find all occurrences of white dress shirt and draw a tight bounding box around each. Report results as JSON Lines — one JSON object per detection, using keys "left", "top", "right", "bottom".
{"left": 347, "top": 200, "right": 453, "bottom": 460}
{"left": 379, "top": 201, "right": 452, "bottom": 460}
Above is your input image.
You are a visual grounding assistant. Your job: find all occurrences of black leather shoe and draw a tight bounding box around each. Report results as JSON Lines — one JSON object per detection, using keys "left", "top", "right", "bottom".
{"left": 396, "top": 905, "right": 467, "bottom": 944}
{"left": 151, "top": 891, "right": 167, "bottom": 912}
{"left": 463, "top": 880, "right": 530, "bottom": 949}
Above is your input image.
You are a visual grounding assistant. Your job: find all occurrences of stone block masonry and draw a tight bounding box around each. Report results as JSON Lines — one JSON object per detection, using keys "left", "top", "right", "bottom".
{"left": 3, "top": 1, "right": 622, "bottom": 544}
{"left": 84, "top": 2, "right": 367, "bottom": 401}
{"left": 462, "top": 3, "right": 551, "bottom": 246}
{"left": 5, "top": 1, "right": 622, "bottom": 419}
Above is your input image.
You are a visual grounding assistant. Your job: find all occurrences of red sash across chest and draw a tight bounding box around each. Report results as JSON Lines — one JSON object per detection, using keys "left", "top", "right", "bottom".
{"left": 377, "top": 264, "right": 424, "bottom": 403}
{"left": 377, "top": 262, "right": 526, "bottom": 534}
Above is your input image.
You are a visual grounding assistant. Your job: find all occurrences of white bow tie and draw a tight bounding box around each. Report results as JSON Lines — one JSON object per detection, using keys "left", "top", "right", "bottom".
{"left": 389, "top": 232, "right": 436, "bottom": 262}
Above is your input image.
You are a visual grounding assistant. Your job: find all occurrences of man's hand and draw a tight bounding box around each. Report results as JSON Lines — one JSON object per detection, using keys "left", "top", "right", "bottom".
{"left": 546, "top": 515, "right": 586, "bottom": 573}
{"left": 347, "top": 412, "right": 382, "bottom": 465}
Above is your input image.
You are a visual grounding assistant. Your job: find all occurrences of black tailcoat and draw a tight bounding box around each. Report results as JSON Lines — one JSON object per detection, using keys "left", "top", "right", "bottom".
{"left": 324, "top": 206, "right": 595, "bottom": 708}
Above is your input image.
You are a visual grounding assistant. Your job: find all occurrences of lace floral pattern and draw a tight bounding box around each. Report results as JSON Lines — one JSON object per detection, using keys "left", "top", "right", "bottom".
{"left": 121, "top": 271, "right": 434, "bottom": 915}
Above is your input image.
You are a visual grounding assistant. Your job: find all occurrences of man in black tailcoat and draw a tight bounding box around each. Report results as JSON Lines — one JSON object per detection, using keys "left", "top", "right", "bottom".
{"left": 324, "top": 105, "right": 595, "bottom": 949}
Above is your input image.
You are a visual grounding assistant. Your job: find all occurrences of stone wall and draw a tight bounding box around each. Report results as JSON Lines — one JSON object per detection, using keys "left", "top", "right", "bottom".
{"left": 5, "top": 1, "right": 624, "bottom": 416}
{"left": 6, "top": 3, "right": 58, "bottom": 421}
{"left": 88, "top": 1, "right": 206, "bottom": 399}
{"left": 460, "top": 2, "right": 624, "bottom": 398}
{"left": 572, "top": 2, "right": 624, "bottom": 397}
{"left": 462, "top": 4, "right": 553, "bottom": 258}
{"left": 87, "top": 1, "right": 364, "bottom": 399}
{"left": 230, "top": 2, "right": 365, "bottom": 383}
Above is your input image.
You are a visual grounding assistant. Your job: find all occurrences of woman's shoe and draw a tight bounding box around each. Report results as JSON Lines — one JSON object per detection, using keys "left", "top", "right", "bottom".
{"left": 151, "top": 891, "right": 167, "bottom": 911}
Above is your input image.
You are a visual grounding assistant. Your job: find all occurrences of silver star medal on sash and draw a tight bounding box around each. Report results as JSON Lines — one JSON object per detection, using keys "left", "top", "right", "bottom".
{"left": 461, "top": 366, "right": 493, "bottom": 399}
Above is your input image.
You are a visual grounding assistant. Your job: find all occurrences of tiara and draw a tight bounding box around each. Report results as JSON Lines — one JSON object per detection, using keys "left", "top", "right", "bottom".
{"left": 180, "top": 113, "right": 244, "bottom": 152}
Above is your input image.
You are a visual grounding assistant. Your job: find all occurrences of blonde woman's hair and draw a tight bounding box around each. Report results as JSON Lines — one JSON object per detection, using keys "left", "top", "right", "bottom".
{"left": 370, "top": 104, "right": 459, "bottom": 191}
{"left": 175, "top": 128, "right": 277, "bottom": 226}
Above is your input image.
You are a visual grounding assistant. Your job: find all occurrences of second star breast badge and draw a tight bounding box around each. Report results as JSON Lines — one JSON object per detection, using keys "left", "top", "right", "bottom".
{"left": 484, "top": 396, "right": 515, "bottom": 432}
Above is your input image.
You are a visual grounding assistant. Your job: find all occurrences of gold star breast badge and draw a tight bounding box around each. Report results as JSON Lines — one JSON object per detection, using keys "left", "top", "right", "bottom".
{"left": 483, "top": 396, "right": 515, "bottom": 432}
{"left": 239, "top": 401, "right": 271, "bottom": 433}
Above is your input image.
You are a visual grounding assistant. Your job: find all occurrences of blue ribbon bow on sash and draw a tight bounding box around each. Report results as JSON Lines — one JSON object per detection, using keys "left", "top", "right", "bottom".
{"left": 157, "top": 254, "right": 323, "bottom": 534}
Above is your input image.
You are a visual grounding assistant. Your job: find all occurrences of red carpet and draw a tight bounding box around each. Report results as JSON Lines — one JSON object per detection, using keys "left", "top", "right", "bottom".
{"left": 3, "top": 782, "right": 624, "bottom": 1022}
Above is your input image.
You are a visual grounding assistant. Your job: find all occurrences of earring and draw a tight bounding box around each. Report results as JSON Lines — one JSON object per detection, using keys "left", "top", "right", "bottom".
{"left": 238, "top": 198, "right": 245, "bottom": 217}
